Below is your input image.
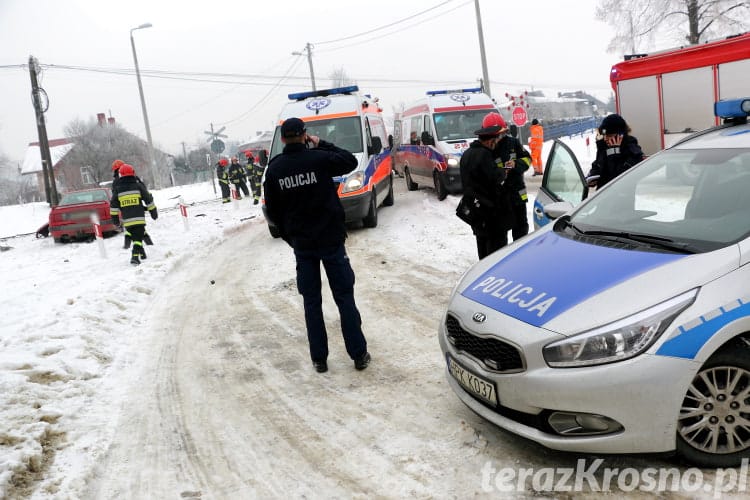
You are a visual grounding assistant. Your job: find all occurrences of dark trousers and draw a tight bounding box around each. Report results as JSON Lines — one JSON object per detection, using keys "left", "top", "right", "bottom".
{"left": 219, "top": 181, "right": 231, "bottom": 203}
{"left": 129, "top": 225, "right": 146, "bottom": 258}
{"left": 233, "top": 181, "right": 249, "bottom": 197}
{"left": 473, "top": 220, "right": 509, "bottom": 260}
{"left": 511, "top": 202, "right": 529, "bottom": 241}
{"left": 294, "top": 244, "right": 367, "bottom": 362}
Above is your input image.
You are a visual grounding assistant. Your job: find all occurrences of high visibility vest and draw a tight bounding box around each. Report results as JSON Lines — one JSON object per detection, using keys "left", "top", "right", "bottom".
{"left": 529, "top": 124, "right": 544, "bottom": 149}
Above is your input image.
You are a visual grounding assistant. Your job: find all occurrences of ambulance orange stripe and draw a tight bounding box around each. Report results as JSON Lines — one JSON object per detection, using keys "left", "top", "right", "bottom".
{"left": 277, "top": 111, "right": 358, "bottom": 124}
{"left": 433, "top": 104, "right": 495, "bottom": 113}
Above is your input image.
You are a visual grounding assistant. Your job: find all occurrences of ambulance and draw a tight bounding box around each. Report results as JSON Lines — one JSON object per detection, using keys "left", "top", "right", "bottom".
{"left": 263, "top": 85, "right": 394, "bottom": 237}
{"left": 393, "top": 87, "right": 499, "bottom": 200}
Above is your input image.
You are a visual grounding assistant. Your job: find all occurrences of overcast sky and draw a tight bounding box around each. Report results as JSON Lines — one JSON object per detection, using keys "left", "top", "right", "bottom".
{"left": 0, "top": 0, "right": 620, "bottom": 162}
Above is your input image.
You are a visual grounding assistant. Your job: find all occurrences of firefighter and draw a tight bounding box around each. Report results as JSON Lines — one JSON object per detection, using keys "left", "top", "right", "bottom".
{"left": 493, "top": 128, "right": 532, "bottom": 241}
{"left": 587, "top": 114, "right": 643, "bottom": 189}
{"left": 245, "top": 151, "right": 264, "bottom": 205}
{"left": 216, "top": 157, "right": 231, "bottom": 203}
{"left": 227, "top": 156, "right": 250, "bottom": 199}
{"left": 529, "top": 118, "right": 544, "bottom": 175}
{"left": 111, "top": 159, "right": 153, "bottom": 248}
{"left": 110, "top": 164, "right": 158, "bottom": 266}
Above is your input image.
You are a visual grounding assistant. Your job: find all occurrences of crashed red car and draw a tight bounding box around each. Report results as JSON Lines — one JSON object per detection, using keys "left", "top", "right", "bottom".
{"left": 48, "top": 188, "right": 120, "bottom": 243}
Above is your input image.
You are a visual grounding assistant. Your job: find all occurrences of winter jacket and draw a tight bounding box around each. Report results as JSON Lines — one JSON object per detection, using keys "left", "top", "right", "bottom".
{"left": 588, "top": 135, "right": 644, "bottom": 188}
{"left": 529, "top": 124, "right": 544, "bottom": 151}
{"left": 493, "top": 136, "right": 531, "bottom": 205}
{"left": 459, "top": 140, "right": 513, "bottom": 230}
{"left": 110, "top": 176, "right": 157, "bottom": 227}
{"left": 263, "top": 140, "right": 357, "bottom": 250}
{"left": 216, "top": 164, "right": 229, "bottom": 185}
{"left": 228, "top": 161, "right": 247, "bottom": 184}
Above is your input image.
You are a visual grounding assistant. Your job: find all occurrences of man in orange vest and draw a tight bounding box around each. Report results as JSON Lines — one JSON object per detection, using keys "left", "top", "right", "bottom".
{"left": 529, "top": 118, "right": 544, "bottom": 176}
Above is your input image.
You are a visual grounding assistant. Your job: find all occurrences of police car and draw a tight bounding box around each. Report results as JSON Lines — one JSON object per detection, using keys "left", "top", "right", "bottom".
{"left": 439, "top": 98, "right": 750, "bottom": 467}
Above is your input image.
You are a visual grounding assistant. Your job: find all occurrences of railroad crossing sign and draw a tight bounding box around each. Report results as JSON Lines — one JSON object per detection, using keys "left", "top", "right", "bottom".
{"left": 204, "top": 123, "right": 228, "bottom": 154}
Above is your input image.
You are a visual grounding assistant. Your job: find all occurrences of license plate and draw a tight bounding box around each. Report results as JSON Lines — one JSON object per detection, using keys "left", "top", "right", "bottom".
{"left": 447, "top": 355, "right": 498, "bottom": 406}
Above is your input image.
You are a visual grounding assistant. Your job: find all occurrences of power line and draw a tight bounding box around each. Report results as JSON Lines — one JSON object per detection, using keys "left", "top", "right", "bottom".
{"left": 313, "top": 0, "right": 458, "bottom": 45}
{"left": 317, "top": 0, "right": 473, "bottom": 54}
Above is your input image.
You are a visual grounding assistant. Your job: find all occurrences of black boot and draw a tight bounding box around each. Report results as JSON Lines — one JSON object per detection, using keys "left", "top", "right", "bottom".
{"left": 123, "top": 234, "right": 131, "bottom": 249}
{"left": 143, "top": 233, "right": 153, "bottom": 245}
{"left": 130, "top": 255, "right": 140, "bottom": 266}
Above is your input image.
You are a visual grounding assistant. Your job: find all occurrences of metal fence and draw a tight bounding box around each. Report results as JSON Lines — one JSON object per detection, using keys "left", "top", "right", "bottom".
{"left": 543, "top": 116, "right": 599, "bottom": 142}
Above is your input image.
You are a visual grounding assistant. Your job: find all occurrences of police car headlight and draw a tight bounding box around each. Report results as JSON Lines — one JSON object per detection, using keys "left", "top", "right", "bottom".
{"left": 543, "top": 289, "right": 697, "bottom": 368}
{"left": 446, "top": 155, "right": 459, "bottom": 167}
{"left": 342, "top": 172, "right": 364, "bottom": 193}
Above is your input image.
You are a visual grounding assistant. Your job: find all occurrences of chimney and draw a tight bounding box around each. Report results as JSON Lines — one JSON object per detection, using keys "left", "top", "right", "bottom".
{"left": 97, "top": 113, "right": 106, "bottom": 126}
{"left": 108, "top": 117, "right": 115, "bottom": 125}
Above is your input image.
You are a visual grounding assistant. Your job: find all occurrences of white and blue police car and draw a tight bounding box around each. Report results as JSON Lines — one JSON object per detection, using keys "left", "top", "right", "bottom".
{"left": 439, "top": 98, "right": 750, "bottom": 467}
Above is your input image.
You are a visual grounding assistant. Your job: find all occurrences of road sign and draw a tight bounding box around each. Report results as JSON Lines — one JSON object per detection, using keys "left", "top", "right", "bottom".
{"left": 204, "top": 123, "right": 228, "bottom": 143}
{"left": 512, "top": 106, "right": 528, "bottom": 126}
{"left": 210, "top": 139, "right": 225, "bottom": 154}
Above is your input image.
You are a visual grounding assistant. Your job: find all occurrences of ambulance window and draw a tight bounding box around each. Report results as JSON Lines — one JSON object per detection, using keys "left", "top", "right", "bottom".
{"left": 410, "top": 116, "right": 422, "bottom": 135}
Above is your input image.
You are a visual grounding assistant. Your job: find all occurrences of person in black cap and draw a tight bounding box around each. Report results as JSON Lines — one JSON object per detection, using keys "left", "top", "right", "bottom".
{"left": 586, "top": 113, "right": 643, "bottom": 189}
{"left": 459, "top": 112, "right": 514, "bottom": 259}
{"left": 263, "top": 117, "right": 370, "bottom": 374}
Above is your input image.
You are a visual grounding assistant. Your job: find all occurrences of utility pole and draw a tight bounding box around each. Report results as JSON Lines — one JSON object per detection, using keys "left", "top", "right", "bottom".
{"left": 28, "top": 55, "right": 59, "bottom": 206}
{"left": 130, "top": 24, "right": 157, "bottom": 187}
{"left": 293, "top": 43, "right": 317, "bottom": 91}
{"left": 474, "top": 0, "right": 491, "bottom": 97}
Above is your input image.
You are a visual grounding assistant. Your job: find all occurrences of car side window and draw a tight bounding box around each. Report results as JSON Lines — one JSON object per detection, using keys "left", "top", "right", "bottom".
{"left": 543, "top": 141, "right": 586, "bottom": 205}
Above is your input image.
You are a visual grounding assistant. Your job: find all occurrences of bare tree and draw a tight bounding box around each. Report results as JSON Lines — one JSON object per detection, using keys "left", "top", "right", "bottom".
{"left": 329, "top": 67, "right": 357, "bottom": 88}
{"left": 63, "top": 118, "right": 151, "bottom": 189}
{"left": 596, "top": 0, "right": 750, "bottom": 53}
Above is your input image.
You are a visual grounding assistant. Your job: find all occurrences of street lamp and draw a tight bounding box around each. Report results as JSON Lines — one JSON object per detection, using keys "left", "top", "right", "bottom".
{"left": 129, "top": 23, "right": 157, "bottom": 186}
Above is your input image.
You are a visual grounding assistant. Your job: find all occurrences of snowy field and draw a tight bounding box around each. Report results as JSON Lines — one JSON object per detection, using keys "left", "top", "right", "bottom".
{"left": 2, "top": 134, "right": 745, "bottom": 499}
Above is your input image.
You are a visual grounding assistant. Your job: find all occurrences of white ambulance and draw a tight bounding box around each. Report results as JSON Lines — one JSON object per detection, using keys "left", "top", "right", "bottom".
{"left": 263, "top": 86, "right": 394, "bottom": 237}
{"left": 393, "top": 87, "right": 499, "bottom": 200}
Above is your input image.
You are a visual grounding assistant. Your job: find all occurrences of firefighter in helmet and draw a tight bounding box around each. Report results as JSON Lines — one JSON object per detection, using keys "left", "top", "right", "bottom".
{"left": 245, "top": 151, "right": 265, "bottom": 205}
{"left": 110, "top": 164, "right": 158, "bottom": 266}
{"left": 216, "top": 157, "right": 231, "bottom": 203}
{"left": 111, "top": 159, "right": 153, "bottom": 248}
{"left": 227, "top": 155, "right": 250, "bottom": 199}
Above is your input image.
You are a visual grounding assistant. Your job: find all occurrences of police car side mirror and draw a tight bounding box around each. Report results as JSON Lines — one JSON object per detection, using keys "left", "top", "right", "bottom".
{"left": 544, "top": 201, "right": 575, "bottom": 220}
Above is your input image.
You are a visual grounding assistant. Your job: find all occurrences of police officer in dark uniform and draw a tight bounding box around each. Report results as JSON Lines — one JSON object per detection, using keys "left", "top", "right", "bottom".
{"left": 587, "top": 113, "right": 644, "bottom": 189}
{"left": 493, "top": 129, "right": 532, "bottom": 241}
{"left": 110, "top": 164, "right": 158, "bottom": 266}
{"left": 263, "top": 117, "right": 370, "bottom": 374}
{"left": 459, "top": 112, "right": 513, "bottom": 259}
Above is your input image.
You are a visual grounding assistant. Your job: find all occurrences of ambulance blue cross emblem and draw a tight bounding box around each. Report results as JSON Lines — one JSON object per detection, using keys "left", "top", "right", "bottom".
{"left": 451, "top": 93, "right": 471, "bottom": 103}
{"left": 306, "top": 98, "right": 331, "bottom": 111}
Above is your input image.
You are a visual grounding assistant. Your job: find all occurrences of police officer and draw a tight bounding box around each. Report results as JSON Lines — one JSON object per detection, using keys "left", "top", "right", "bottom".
{"left": 244, "top": 151, "right": 264, "bottom": 205}
{"left": 228, "top": 156, "right": 250, "bottom": 199}
{"left": 587, "top": 114, "right": 644, "bottom": 188}
{"left": 493, "top": 127, "right": 532, "bottom": 241}
{"left": 110, "top": 164, "right": 158, "bottom": 265}
{"left": 216, "top": 158, "right": 231, "bottom": 203}
{"left": 459, "top": 112, "right": 513, "bottom": 259}
{"left": 263, "top": 117, "right": 370, "bottom": 374}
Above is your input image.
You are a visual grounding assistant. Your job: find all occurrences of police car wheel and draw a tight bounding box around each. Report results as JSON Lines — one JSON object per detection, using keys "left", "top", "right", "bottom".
{"left": 676, "top": 337, "right": 750, "bottom": 467}
{"left": 433, "top": 171, "right": 448, "bottom": 201}
{"left": 404, "top": 167, "right": 418, "bottom": 191}
{"left": 362, "top": 190, "right": 378, "bottom": 228}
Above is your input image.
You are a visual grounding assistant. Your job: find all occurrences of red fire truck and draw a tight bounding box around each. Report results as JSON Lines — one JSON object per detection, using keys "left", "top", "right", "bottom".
{"left": 610, "top": 32, "right": 750, "bottom": 156}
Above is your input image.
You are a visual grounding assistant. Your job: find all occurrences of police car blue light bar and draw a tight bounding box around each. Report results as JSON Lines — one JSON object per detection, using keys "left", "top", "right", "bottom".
{"left": 288, "top": 85, "right": 359, "bottom": 101}
{"left": 714, "top": 97, "right": 750, "bottom": 118}
{"left": 426, "top": 87, "right": 483, "bottom": 96}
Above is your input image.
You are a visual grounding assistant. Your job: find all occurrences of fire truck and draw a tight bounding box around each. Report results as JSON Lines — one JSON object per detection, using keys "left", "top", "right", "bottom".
{"left": 610, "top": 32, "right": 750, "bottom": 157}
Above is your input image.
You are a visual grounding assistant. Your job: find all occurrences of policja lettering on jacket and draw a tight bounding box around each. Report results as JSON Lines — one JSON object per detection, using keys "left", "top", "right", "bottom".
{"left": 278, "top": 171, "right": 318, "bottom": 190}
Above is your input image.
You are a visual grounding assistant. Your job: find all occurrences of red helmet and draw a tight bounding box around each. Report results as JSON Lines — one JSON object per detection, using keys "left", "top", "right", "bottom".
{"left": 244, "top": 150, "right": 254, "bottom": 160}
{"left": 219, "top": 158, "right": 228, "bottom": 166}
{"left": 112, "top": 159, "right": 124, "bottom": 171}
{"left": 119, "top": 164, "right": 135, "bottom": 177}
{"left": 474, "top": 112, "right": 508, "bottom": 136}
